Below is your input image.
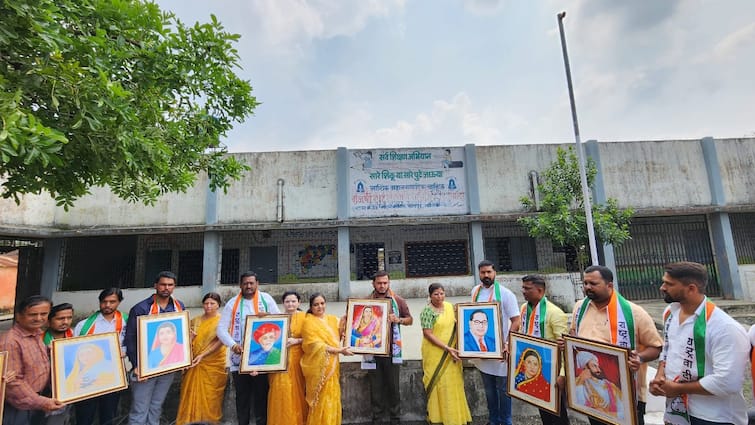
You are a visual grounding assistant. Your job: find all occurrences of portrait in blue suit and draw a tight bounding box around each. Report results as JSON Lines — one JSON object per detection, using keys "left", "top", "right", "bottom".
{"left": 463, "top": 309, "right": 496, "bottom": 352}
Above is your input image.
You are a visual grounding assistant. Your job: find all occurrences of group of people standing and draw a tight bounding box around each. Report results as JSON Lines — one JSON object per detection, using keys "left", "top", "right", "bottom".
{"left": 0, "top": 259, "right": 751, "bottom": 425}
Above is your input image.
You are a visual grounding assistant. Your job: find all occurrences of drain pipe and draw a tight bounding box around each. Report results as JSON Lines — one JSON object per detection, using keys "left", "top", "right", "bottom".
{"left": 277, "top": 178, "right": 285, "bottom": 223}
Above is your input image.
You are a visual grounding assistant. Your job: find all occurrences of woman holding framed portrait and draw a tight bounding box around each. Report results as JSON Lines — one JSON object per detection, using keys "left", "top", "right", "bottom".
{"left": 268, "top": 291, "right": 308, "bottom": 425}
{"left": 420, "top": 283, "right": 472, "bottom": 425}
{"left": 301, "top": 293, "right": 353, "bottom": 425}
{"left": 175, "top": 292, "right": 227, "bottom": 425}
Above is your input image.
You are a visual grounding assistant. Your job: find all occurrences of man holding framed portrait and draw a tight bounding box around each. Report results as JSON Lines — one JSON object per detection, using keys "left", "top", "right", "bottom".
{"left": 563, "top": 265, "right": 662, "bottom": 425}
{"left": 125, "top": 271, "right": 186, "bottom": 425}
{"left": 470, "top": 260, "right": 521, "bottom": 425}
{"left": 519, "top": 275, "right": 569, "bottom": 425}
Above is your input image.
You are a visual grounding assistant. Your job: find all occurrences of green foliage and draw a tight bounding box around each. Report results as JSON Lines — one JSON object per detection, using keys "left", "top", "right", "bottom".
{"left": 0, "top": 0, "right": 258, "bottom": 208}
{"left": 518, "top": 147, "right": 633, "bottom": 268}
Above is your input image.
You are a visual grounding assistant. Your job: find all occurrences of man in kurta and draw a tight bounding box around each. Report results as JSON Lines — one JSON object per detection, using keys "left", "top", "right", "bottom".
{"left": 0, "top": 295, "right": 65, "bottom": 425}
{"left": 649, "top": 262, "right": 749, "bottom": 425}
{"left": 520, "top": 275, "right": 569, "bottom": 425}
{"left": 73, "top": 287, "right": 128, "bottom": 425}
{"left": 217, "top": 271, "right": 280, "bottom": 425}
{"left": 563, "top": 265, "right": 663, "bottom": 425}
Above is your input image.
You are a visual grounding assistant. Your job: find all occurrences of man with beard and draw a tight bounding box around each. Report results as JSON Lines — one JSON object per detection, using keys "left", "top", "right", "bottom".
{"left": 73, "top": 288, "right": 128, "bottom": 425}
{"left": 42, "top": 303, "right": 74, "bottom": 425}
{"left": 574, "top": 351, "right": 624, "bottom": 419}
{"left": 649, "top": 262, "right": 748, "bottom": 425}
{"left": 217, "top": 271, "right": 280, "bottom": 425}
{"left": 363, "top": 271, "right": 412, "bottom": 425}
{"left": 561, "top": 265, "right": 662, "bottom": 425}
{"left": 125, "top": 271, "right": 185, "bottom": 425}
{"left": 470, "top": 260, "right": 521, "bottom": 425}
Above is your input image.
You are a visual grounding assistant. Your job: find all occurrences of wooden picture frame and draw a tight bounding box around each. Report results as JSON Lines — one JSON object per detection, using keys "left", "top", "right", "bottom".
{"left": 345, "top": 298, "right": 391, "bottom": 356}
{"left": 50, "top": 333, "right": 128, "bottom": 403}
{"left": 137, "top": 311, "right": 192, "bottom": 379}
{"left": 240, "top": 314, "right": 290, "bottom": 373}
{"left": 455, "top": 302, "right": 503, "bottom": 359}
{"left": 563, "top": 335, "right": 637, "bottom": 425}
{"left": 507, "top": 332, "right": 560, "bottom": 414}
{"left": 0, "top": 351, "right": 7, "bottom": 423}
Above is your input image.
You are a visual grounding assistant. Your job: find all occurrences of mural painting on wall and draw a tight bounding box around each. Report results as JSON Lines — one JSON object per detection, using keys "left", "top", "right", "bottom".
{"left": 349, "top": 147, "right": 468, "bottom": 217}
{"left": 298, "top": 244, "right": 337, "bottom": 276}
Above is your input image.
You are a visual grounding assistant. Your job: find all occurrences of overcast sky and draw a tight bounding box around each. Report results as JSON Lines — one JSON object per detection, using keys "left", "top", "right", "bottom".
{"left": 155, "top": 0, "right": 755, "bottom": 153}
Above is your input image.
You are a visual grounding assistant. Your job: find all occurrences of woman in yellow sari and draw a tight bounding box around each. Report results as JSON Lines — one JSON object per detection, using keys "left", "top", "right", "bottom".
{"left": 421, "top": 283, "right": 472, "bottom": 425}
{"left": 268, "top": 291, "right": 308, "bottom": 425}
{"left": 300, "top": 293, "right": 353, "bottom": 425}
{"left": 176, "top": 292, "right": 227, "bottom": 425}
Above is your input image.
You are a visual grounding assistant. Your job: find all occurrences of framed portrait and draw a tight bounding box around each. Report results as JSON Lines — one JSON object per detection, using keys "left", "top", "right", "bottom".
{"left": 137, "top": 311, "right": 192, "bottom": 379}
{"left": 455, "top": 302, "right": 503, "bottom": 359}
{"left": 0, "top": 351, "right": 7, "bottom": 422}
{"left": 240, "top": 315, "right": 290, "bottom": 373}
{"left": 345, "top": 298, "right": 391, "bottom": 356}
{"left": 563, "top": 335, "right": 637, "bottom": 425}
{"left": 50, "top": 333, "right": 128, "bottom": 403}
{"left": 507, "top": 332, "right": 560, "bottom": 414}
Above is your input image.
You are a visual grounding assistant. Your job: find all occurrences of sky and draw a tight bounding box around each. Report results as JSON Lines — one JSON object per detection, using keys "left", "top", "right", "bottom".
{"left": 155, "top": 0, "right": 755, "bottom": 153}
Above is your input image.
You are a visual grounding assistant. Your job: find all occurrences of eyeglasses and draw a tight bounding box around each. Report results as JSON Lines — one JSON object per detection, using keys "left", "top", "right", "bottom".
{"left": 471, "top": 320, "right": 488, "bottom": 326}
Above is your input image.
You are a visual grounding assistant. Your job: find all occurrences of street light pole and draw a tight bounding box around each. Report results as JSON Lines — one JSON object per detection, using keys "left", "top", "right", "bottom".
{"left": 557, "top": 11, "right": 599, "bottom": 266}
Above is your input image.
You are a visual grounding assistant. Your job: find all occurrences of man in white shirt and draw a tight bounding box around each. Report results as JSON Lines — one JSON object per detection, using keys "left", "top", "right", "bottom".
{"left": 72, "top": 287, "right": 128, "bottom": 425}
{"left": 217, "top": 271, "right": 280, "bottom": 425}
{"left": 470, "top": 260, "right": 522, "bottom": 425}
{"left": 649, "top": 261, "right": 749, "bottom": 425}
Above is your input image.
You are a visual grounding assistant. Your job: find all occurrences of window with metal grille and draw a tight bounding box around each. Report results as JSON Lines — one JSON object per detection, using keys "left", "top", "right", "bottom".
{"left": 405, "top": 240, "right": 469, "bottom": 277}
{"left": 221, "top": 249, "right": 240, "bottom": 284}
{"left": 484, "top": 237, "right": 538, "bottom": 272}
{"left": 62, "top": 236, "right": 137, "bottom": 290}
{"left": 144, "top": 250, "right": 172, "bottom": 288}
{"left": 731, "top": 213, "right": 755, "bottom": 264}
{"left": 178, "top": 250, "right": 203, "bottom": 286}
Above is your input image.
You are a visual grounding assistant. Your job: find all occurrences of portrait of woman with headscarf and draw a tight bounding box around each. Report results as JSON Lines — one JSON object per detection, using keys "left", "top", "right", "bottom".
{"left": 64, "top": 342, "right": 117, "bottom": 395}
{"left": 514, "top": 347, "right": 551, "bottom": 402}
{"left": 147, "top": 320, "right": 185, "bottom": 369}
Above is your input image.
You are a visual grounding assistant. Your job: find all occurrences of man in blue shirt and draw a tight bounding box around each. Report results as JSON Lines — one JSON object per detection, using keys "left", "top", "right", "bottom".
{"left": 125, "top": 271, "right": 185, "bottom": 425}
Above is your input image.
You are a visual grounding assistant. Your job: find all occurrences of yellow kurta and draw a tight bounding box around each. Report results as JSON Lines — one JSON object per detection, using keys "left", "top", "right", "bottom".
{"left": 421, "top": 301, "right": 472, "bottom": 425}
{"left": 301, "top": 313, "right": 342, "bottom": 425}
{"left": 268, "top": 310, "right": 308, "bottom": 425}
{"left": 176, "top": 314, "right": 228, "bottom": 425}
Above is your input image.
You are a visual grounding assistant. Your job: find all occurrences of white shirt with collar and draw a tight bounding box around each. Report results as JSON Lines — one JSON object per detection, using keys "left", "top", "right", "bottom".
{"left": 661, "top": 301, "right": 749, "bottom": 425}
{"left": 73, "top": 311, "right": 128, "bottom": 353}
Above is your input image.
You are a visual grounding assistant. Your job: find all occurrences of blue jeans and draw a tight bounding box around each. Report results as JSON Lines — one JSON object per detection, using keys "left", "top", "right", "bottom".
{"left": 128, "top": 372, "right": 175, "bottom": 425}
{"left": 479, "top": 371, "right": 512, "bottom": 425}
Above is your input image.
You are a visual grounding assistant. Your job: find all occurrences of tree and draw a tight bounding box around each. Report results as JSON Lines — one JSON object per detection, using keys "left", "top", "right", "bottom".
{"left": 0, "top": 0, "right": 258, "bottom": 209}
{"left": 518, "top": 147, "right": 633, "bottom": 272}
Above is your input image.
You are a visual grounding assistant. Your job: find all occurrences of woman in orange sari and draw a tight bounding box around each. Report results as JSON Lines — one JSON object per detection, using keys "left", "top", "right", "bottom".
{"left": 175, "top": 292, "right": 227, "bottom": 425}
{"left": 300, "top": 293, "right": 353, "bottom": 425}
{"left": 268, "top": 291, "right": 308, "bottom": 425}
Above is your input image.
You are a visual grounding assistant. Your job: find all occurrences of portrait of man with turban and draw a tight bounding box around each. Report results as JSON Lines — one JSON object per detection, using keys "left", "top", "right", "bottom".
{"left": 573, "top": 350, "right": 624, "bottom": 419}
{"left": 247, "top": 322, "right": 283, "bottom": 366}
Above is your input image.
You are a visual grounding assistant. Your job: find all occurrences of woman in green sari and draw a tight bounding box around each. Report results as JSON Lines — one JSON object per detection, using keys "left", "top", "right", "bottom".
{"left": 421, "top": 283, "right": 472, "bottom": 425}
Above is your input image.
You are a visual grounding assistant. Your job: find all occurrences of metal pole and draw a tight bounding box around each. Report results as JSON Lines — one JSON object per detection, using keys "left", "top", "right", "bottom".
{"left": 557, "top": 11, "right": 599, "bottom": 266}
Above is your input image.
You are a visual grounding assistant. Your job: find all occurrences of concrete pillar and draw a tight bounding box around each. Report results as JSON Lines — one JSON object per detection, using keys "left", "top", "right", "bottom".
{"left": 584, "top": 140, "right": 618, "bottom": 284}
{"left": 40, "top": 238, "right": 63, "bottom": 299}
{"left": 701, "top": 137, "right": 742, "bottom": 299}
{"left": 464, "top": 144, "right": 485, "bottom": 270}
{"left": 202, "top": 179, "right": 220, "bottom": 294}
{"left": 337, "top": 147, "right": 352, "bottom": 300}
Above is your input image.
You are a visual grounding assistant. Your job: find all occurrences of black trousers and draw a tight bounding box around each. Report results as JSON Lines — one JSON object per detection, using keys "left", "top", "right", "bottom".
{"left": 75, "top": 390, "right": 122, "bottom": 425}
{"left": 539, "top": 390, "right": 570, "bottom": 425}
{"left": 368, "top": 356, "right": 401, "bottom": 424}
{"left": 588, "top": 401, "right": 645, "bottom": 425}
{"left": 232, "top": 371, "right": 269, "bottom": 425}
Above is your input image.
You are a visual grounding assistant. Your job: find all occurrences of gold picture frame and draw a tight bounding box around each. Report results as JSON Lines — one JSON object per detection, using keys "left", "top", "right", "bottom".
{"left": 563, "top": 335, "right": 637, "bottom": 425}
{"left": 507, "top": 332, "right": 561, "bottom": 414}
{"left": 137, "top": 311, "right": 192, "bottom": 379}
{"left": 345, "top": 298, "right": 392, "bottom": 356}
{"left": 50, "top": 333, "right": 128, "bottom": 403}
{"left": 240, "top": 314, "right": 290, "bottom": 373}
{"left": 455, "top": 302, "right": 504, "bottom": 359}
